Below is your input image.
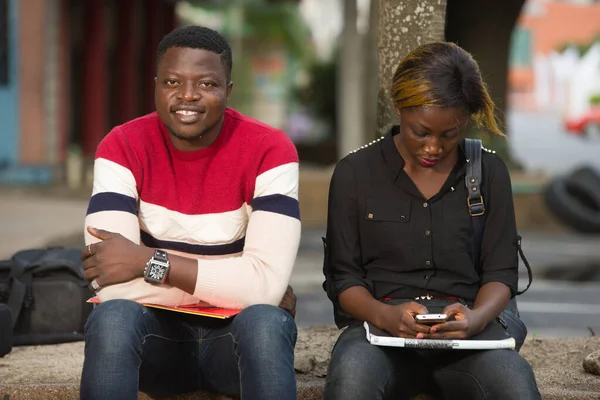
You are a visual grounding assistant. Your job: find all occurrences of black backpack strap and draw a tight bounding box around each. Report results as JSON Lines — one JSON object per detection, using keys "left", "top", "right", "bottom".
{"left": 464, "top": 138, "right": 533, "bottom": 295}
{"left": 5, "top": 256, "right": 30, "bottom": 329}
{"left": 464, "top": 138, "right": 485, "bottom": 273}
{"left": 516, "top": 235, "right": 533, "bottom": 295}
{"left": 6, "top": 278, "right": 26, "bottom": 329}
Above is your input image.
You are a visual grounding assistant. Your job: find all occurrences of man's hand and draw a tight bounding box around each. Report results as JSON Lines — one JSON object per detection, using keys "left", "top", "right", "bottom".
{"left": 82, "top": 226, "right": 152, "bottom": 290}
{"left": 425, "top": 302, "right": 486, "bottom": 339}
{"left": 279, "top": 285, "right": 297, "bottom": 318}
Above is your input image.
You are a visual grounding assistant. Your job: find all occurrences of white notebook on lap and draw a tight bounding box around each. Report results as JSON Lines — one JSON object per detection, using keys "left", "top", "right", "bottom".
{"left": 364, "top": 322, "right": 515, "bottom": 350}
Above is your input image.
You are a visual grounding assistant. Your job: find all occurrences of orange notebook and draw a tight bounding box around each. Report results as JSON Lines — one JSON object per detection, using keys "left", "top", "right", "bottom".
{"left": 87, "top": 297, "right": 241, "bottom": 319}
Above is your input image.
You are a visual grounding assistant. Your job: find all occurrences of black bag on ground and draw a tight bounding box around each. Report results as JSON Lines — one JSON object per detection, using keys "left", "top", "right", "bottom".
{"left": 0, "top": 247, "right": 94, "bottom": 346}
{"left": 0, "top": 303, "right": 12, "bottom": 356}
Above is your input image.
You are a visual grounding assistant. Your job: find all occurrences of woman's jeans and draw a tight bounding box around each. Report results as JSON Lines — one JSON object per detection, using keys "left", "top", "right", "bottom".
{"left": 80, "top": 299, "right": 298, "bottom": 400}
{"left": 324, "top": 306, "right": 541, "bottom": 400}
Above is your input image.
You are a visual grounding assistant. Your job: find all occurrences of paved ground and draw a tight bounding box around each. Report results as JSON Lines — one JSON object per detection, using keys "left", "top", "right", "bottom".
{"left": 3, "top": 330, "right": 600, "bottom": 399}
{"left": 0, "top": 189, "right": 89, "bottom": 259}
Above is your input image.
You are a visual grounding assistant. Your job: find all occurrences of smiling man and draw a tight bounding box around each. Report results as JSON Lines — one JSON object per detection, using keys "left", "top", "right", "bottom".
{"left": 79, "top": 26, "right": 301, "bottom": 400}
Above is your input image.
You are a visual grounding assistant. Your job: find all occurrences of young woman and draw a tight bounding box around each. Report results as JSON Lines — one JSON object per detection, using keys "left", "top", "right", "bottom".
{"left": 322, "top": 42, "right": 540, "bottom": 400}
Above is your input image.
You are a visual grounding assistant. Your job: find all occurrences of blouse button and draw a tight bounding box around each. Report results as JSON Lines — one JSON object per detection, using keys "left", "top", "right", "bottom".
{"left": 423, "top": 202, "right": 428, "bottom": 208}
{"left": 425, "top": 230, "right": 431, "bottom": 236}
{"left": 425, "top": 260, "right": 431, "bottom": 266}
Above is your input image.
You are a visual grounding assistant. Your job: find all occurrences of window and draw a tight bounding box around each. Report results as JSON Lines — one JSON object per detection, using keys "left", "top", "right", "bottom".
{"left": 510, "top": 27, "right": 533, "bottom": 68}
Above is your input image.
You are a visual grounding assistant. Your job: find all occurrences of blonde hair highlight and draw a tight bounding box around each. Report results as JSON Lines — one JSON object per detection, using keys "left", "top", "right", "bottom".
{"left": 390, "top": 41, "right": 504, "bottom": 136}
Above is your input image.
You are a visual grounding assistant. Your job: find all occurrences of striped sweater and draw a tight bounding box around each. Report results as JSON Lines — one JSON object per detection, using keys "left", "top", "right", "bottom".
{"left": 84, "top": 108, "right": 301, "bottom": 309}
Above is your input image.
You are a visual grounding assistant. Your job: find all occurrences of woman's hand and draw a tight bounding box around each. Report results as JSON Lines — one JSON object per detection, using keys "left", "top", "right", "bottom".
{"left": 426, "top": 302, "right": 487, "bottom": 339}
{"left": 376, "top": 301, "right": 432, "bottom": 339}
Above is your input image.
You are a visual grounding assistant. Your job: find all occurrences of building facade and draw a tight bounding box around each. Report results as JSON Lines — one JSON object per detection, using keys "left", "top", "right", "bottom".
{"left": 509, "top": 0, "right": 600, "bottom": 110}
{"left": 0, "top": 0, "right": 177, "bottom": 185}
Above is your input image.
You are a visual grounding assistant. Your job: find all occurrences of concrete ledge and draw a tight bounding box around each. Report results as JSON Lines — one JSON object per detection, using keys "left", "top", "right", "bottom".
{"left": 0, "top": 379, "right": 325, "bottom": 400}
{"left": 1, "top": 327, "right": 599, "bottom": 399}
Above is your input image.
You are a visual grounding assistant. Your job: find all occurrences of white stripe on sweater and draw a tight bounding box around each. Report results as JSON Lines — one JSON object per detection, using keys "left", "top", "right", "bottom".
{"left": 85, "top": 210, "right": 141, "bottom": 245}
{"left": 254, "top": 162, "right": 299, "bottom": 199}
{"left": 138, "top": 201, "right": 249, "bottom": 245}
{"left": 92, "top": 158, "right": 138, "bottom": 198}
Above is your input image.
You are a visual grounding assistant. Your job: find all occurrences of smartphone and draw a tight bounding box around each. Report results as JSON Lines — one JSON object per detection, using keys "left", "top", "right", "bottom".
{"left": 415, "top": 313, "right": 448, "bottom": 325}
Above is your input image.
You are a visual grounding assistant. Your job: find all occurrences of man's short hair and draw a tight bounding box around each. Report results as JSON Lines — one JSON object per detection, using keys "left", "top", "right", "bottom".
{"left": 156, "top": 25, "right": 233, "bottom": 82}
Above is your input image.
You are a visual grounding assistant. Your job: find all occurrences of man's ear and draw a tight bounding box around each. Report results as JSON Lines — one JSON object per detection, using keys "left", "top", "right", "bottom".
{"left": 226, "top": 82, "right": 234, "bottom": 100}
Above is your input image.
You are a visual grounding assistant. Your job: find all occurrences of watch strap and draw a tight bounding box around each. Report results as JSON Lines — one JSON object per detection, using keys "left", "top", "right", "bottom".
{"left": 153, "top": 249, "right": 168, "bottom": 263}
{"left": 143, "top": 249, "right": 170, "bottom": 285}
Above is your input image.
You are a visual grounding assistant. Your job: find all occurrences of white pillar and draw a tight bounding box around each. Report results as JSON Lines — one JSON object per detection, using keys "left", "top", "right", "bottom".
{"left": 337, "top": 0, "right": 365, "bottom": 159}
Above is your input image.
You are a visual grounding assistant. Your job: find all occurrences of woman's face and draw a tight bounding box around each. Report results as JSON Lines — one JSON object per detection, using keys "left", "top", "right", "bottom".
{"left": 396, "top": 106, "right": 469, "bottom": 169}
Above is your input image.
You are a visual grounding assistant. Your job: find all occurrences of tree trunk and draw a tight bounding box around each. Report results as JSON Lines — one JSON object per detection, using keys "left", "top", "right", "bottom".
{"left": 376, "top": 0, "right": 447, "bottom": 137}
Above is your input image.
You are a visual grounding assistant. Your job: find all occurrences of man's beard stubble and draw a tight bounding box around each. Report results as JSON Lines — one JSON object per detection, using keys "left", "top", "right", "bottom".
{"left": 168, "top": 127, "right": 203, "bottom": 142}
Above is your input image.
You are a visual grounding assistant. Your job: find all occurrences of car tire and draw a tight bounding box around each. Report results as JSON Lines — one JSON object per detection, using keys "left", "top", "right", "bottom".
{"left": 567, "top": 167, "right": 600, "bottom": 200}
{"left": 544, "top": 176, "right": 600, "bottom": 233}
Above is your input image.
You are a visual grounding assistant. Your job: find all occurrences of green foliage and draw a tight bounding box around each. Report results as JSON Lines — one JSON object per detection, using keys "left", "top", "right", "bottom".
{"left": 183, "top": 0, "right": 315, "bottom": 116}
{"left": 590, "top": 94, "right": 600, "bottom": 106}
{"left": 292, "top": 58, "right": 338, "bottom": 135}
{"left": 242, "top": 4, "right": 311, "bottom": 58}
{"left": 186, "top": 1, "right": 311, "bottom": 58}
{"left": 556, "top": 34, "right": 600, "bottom": 57}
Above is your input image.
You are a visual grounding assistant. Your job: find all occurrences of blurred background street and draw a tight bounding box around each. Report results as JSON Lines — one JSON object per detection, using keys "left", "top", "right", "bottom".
{"left": 2, "top": 0, "right": 600, "bottom": 340}
{"left": 509, "top": 109, "right": 600, "bottom": 175}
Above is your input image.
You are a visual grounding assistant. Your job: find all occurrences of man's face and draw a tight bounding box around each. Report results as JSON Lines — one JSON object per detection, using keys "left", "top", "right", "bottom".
{"left": 155, "top": 47, "right": 232, "bottom": 147}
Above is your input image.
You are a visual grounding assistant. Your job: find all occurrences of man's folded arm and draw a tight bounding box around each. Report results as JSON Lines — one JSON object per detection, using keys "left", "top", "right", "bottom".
{"left": 84, "top": 131, "right": 193, "bottom": 306}
{"left": 167, "top": 161, "right": 301, "bottom": 309}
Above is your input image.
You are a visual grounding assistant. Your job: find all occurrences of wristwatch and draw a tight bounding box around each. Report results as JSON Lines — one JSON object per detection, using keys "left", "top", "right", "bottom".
{"left": 143, "top": 249, "right": 170, "bottom": 285}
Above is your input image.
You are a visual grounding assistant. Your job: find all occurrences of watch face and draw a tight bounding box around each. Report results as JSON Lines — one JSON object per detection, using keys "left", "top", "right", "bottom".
{"left": 148, "top": 263, "right": 166, "bottom": 281}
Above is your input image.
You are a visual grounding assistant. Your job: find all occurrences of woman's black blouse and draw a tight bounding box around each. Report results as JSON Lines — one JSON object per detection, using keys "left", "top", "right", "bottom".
{"left": 322, "top": 126, "right": 519, "bottom": 327}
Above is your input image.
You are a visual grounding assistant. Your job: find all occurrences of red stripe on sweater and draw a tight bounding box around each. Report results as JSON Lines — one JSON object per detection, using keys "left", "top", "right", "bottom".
{"left": 94, "top": 109, "right": 298, "bottom": 215}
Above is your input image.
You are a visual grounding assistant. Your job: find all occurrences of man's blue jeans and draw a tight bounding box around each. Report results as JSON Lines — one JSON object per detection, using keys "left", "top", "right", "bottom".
{"left": 80, "top": 299, "right": 298, "bottom": 400}
{"left": 324, "top": 314, "right": 541, "bottom": 400}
